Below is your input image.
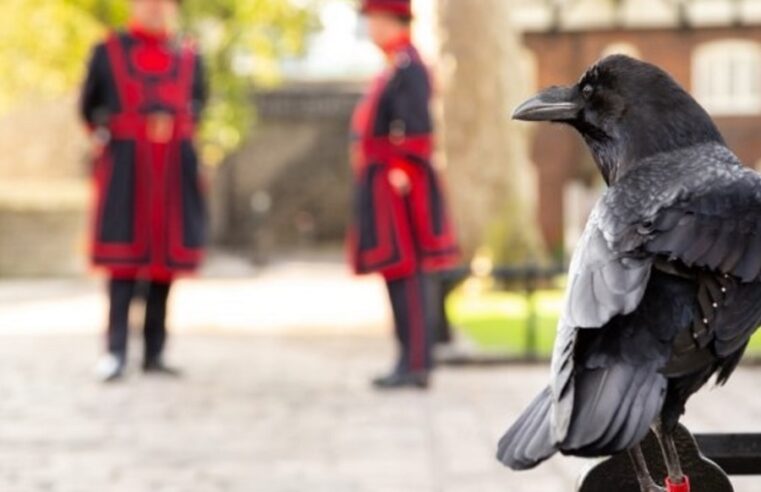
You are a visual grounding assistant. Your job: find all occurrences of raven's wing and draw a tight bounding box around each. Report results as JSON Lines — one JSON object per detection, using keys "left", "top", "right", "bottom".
{"left": 548, "top": 201, "right": 652, "bottom": 444}
{"left": 497, "top": 201, "right": 654, "bottom": 469}
{"left": 639, "top": 166, "right": 761, "bottom": 358}
{"left": 550, "top": 144, "right": 759, "bottom": 444}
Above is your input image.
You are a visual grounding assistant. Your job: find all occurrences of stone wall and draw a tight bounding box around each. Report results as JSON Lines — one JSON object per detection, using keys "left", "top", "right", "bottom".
{"left": 0, "top": 97, "right": 90, "bottom": 180}
{"left": 214, "top": 82, "right": 362, "bottom": 261}
{"left": 0, "top": 97, "right": 90, "bottom": 277}
{"left": 0, "top": 183, "right": 88, "bottom": 277}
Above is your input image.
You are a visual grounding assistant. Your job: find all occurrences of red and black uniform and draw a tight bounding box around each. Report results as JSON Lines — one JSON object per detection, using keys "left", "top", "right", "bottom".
{"left": 348, "top": 35, "right": 458, "bottom": 373}
{"left": 80, "top": 25, "right": 207, "bottom": 365}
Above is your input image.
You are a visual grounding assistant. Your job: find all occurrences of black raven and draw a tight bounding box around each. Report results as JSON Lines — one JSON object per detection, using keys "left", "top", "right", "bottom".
{"left": 497, "top": 54, "right": 761, "bottom": 491}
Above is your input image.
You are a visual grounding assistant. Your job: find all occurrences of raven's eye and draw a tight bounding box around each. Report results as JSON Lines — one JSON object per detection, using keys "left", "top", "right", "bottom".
{"left": 582, "top": 84, "right": 594, "bottom": 99}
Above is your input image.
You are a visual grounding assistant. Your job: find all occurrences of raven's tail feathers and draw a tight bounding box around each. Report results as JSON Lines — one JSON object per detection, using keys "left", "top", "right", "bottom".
{"left": 496, "top": 387, "right": 557, "bottom": 470}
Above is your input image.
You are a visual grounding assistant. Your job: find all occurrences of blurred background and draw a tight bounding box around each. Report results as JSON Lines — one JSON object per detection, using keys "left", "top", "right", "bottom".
{"left": 2, "top": 0, "right": 761, "bottom": 491}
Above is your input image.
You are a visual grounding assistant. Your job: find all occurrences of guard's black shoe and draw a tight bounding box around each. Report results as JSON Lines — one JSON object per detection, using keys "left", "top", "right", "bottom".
{"left": 372, "top": 371, "right": 429, "bottom": 390}
{"left": 143, "top": 359, "right": 182, "bottom": 378}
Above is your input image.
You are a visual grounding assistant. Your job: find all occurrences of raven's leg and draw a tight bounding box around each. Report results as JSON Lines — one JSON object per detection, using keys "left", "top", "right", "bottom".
{"left": 628, "top": 444, "right": 666, "bottom": 492}
{"left": 652, "top": 419, "right": 686, "bottom": 485}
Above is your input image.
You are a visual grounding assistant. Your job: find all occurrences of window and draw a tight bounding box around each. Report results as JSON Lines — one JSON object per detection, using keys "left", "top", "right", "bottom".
{"left": 692, "top": 40, "right": 761, "bottom": 115}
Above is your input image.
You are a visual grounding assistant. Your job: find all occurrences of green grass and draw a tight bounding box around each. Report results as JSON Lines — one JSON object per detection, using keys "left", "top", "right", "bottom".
{"left": 447, "top": 288, "right": 761, "bottom": 358}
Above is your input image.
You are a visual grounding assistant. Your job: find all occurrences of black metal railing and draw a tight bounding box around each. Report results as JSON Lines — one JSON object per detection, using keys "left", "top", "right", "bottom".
{"left": 695, "top": 433, "right": 761, "bottom": 476}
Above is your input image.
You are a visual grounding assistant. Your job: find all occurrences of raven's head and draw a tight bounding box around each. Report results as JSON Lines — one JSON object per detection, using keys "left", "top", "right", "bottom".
{"left": 512, "top": 55, "right": 725, "bottom": 184}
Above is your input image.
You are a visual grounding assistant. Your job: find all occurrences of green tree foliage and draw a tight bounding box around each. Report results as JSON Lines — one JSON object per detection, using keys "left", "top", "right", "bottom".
{"left": 182, "top": 0, "right": 314, "bottom": 164}
{"left": 0, "top": 0, "right": 314, "bottom": 164}
{"left": 0, "top": 0, "right": 104, "bottom": 112}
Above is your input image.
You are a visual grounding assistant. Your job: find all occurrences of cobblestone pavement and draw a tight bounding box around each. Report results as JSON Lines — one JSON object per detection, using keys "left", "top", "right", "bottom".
{"left": 1, "top": 334, "right": 760, "bottom": 492}
{"left": 0, "top": 261, "right": 760, "bottom": 492}
{"left": 0, "top": 258, "right": 390, "bottom": 337}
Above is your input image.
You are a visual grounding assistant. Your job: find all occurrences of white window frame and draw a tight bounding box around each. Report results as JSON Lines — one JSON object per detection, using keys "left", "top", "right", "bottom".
{"left": 692, "top": 40, "right": 761, "bottom": 116}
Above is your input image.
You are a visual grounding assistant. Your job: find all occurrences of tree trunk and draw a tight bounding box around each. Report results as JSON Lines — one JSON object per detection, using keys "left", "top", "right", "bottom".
{"left": 435, "top": 0, "right": 545, "bottom": 264}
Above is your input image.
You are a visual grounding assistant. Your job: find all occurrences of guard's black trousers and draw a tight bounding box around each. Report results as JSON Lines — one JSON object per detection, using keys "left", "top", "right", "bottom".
{"left": 429, "top": 275, "right": 456, "bottom": 345}
{"left": 386, "top": 272, "right": 436, "bottom": 372}
{"left": 107, "top": 278, "right": 171, "bottom": 363}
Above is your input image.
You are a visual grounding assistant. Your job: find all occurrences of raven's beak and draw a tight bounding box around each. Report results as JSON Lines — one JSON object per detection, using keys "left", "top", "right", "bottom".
{"left": 512, "top": 86, "right": 581, "bottom": 122}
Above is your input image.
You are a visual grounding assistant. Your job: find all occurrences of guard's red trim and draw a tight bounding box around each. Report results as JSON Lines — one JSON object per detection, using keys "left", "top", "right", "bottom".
{"left": 404, "top": 274, "right": 427, "bottom": 371}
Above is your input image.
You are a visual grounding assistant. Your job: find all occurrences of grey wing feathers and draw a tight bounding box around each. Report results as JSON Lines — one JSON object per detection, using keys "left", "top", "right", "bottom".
{"left": 561, "top": 361, "right": 666, "bottom": 456}
{"left": 498, "top": 203, "right": 654, "bottom": 469}
{"left": 713, "top": 281, "right": 761, "bottom": 357}
{"left": 640, "top": 165, "right": 761, "bottom": 356}
{"left": 550, "top": 203, "right": 652, "bottom": 443}
{"left": 496, "top": 387, "right": 556, "bottom": 469}
{"left": 647, "top": 172, "right": 761, "bottom": 281}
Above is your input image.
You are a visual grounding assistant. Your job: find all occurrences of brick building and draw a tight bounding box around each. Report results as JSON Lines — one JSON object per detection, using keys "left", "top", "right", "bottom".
{"left": 516, "top": 0, "right": 761, "bottom": 255}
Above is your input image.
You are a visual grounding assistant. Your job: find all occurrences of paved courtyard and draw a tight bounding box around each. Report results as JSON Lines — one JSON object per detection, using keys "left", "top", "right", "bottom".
{"left": 0, "top": 259, "right": 760, "bottom": 492}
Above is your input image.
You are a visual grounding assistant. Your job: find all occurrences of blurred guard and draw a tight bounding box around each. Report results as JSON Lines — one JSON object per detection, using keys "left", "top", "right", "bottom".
{"left": 80, "top": 0, "right": 208, "bottom": 382}
{"left": 349, "top": 0, "right": 459, "bottom": 389}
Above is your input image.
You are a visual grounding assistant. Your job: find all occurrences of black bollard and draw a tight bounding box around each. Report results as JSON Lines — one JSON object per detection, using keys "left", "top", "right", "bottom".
{"left": 577, "top": 423, "right": 733, "bottom": 492}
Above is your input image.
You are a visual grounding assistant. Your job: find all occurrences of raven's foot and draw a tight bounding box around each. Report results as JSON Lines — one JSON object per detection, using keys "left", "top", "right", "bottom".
{"left": 652, "top": 420, "right": 688, "bottom": 490}
{"left": 628, "top": 444, "right": 665, "bottom": 492}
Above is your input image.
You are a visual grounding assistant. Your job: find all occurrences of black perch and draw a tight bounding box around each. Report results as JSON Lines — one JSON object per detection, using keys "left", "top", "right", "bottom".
{"left": 578, "top": 424, "right": 737, "bottom": 492}
{"left": 579, "top": 425, "right": 761, "bottom": 491}
{"left": 694, "top": 433, "right": 761, "bottom": 476}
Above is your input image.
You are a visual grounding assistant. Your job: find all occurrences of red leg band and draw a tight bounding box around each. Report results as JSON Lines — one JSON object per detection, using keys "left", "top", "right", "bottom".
{"left": 665, "top": 476, "right": 690, "bottom": 492}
